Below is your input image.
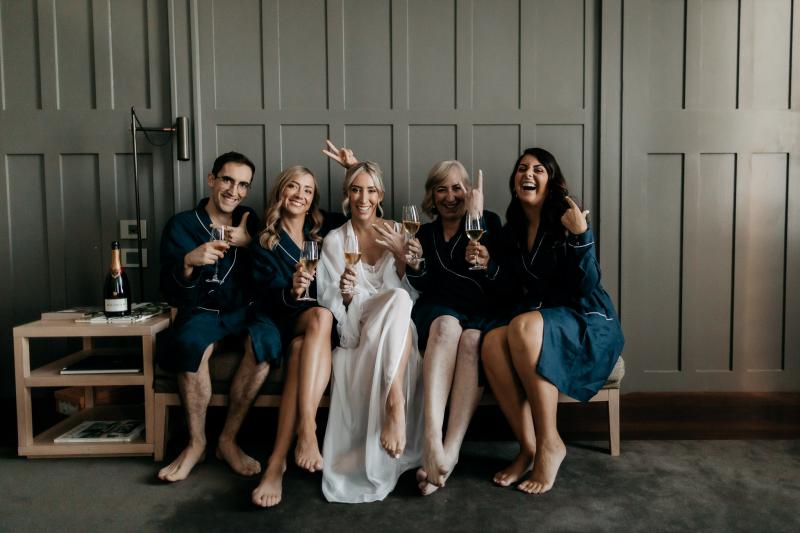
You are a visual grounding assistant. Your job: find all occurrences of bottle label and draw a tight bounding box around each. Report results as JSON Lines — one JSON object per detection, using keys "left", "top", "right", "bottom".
{"left": 105, "top": 298, "right": 128, "bottom": 312}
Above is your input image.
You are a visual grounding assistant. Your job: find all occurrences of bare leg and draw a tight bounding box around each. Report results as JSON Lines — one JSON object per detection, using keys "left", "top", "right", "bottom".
{"left": 481, "top": 327, "right": 537, "bottom": 486}
{"left": 507, "top": 312, "right": 565, "bottom": 494}
{"left": 293, "top": 307, "right": 333, "bottom": 472}
{"left": 419, "top": 325, "right": 484, "bottom": 496}
{"left": 252, "top": 338, "right": 303, "bottom": 508}
{"left": 157, "top": 344, "right": 214, "bottom": 482}
{"left": 217, "top": 337, "right": 270, "bottom": 476}
{"left": 417, "top": 316, "right": 461, "bottom": 492}
{"left": 381, "top": 327, "right": 413, "bottom": 458}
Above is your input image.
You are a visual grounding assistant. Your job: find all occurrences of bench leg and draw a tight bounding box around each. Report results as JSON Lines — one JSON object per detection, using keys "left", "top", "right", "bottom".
{"left": 608, "top": 388, "right": 620, "bottom": 456}
{"left": 154, "top": 394, "right": 167, "bottom": 462}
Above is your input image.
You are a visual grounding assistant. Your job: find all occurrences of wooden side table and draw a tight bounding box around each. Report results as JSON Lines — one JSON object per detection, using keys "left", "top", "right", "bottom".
{"left": 13, "top": 315, "right": 170, "bottom": 457}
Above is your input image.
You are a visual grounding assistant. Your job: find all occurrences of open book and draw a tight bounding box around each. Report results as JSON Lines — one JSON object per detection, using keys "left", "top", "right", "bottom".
{"left": 54, "top": 420, "right": 145, "bottom": 443}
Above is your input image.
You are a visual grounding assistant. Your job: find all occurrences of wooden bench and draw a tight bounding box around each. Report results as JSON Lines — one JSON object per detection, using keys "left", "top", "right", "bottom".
{"left": 153, "top": 349, "right": 624, "bottom": 461}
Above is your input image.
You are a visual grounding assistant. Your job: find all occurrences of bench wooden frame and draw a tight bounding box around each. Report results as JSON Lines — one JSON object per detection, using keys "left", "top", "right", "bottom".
{"left": 153, "top": 386, "right": 620, "bottom": 461}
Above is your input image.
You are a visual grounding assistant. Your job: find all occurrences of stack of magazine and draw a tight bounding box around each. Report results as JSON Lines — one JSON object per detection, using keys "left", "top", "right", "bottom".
{"left": 42, "top": 302, "right": 169, "bottom": 324}
{"left": 54, "top": 420, "right": 145, "bottom": 443}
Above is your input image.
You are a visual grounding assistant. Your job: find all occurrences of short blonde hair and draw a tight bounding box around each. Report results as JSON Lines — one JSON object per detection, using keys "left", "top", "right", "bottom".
{"left": 421, "top": 160, "right": 469, "bottom": 218}
{"left": 342, "top": 161, "right": 386, "bottom": 218}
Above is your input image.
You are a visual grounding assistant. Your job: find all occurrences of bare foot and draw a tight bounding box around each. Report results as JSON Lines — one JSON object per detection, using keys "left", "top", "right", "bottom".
{"left": 252, "top": 460, "right": 286, "bottom": 508}
{"left": 216, "top": 438, "right": 262, "bottom": 476}
{"left": 157, "top": 441, "right": 206, "bottom": 482}
{"left": 493, "top": 448, "right": 534, "bottom": 487}
{"left": 418, "top": 445, "right": 458, "bottom": 496}
{"left": 380, "top": 397, "right": 406, "bottom": 458}
{"left": 517, "top": 437, "right": 566, "bottom": 494}
{"left": 295, "top": 423, "right": 323, "bottom": 473}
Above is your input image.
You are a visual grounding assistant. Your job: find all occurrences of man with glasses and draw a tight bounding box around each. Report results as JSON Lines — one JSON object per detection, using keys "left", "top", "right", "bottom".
{"left": 157, "top": 151, "right": 281, "bottom": 482}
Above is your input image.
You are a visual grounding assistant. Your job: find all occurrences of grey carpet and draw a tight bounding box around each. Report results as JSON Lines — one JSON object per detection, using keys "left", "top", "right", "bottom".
{"left": 2, "top": 440, "right": 799, "bottom": 532}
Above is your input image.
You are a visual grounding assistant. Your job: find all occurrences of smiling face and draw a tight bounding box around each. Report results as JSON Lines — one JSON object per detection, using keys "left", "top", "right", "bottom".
{"left": 347, "top": 170, "right": 383, "bottom": 223}
{"left": 279, "top": 172, "right": 316, "bottom": 218}
{"left": 514, "top": 154, "right": 549, "bottom": 208}
{"left": 433, "top": 169, "right": 468, "bottom": 223}
{"left": 206, "top": 162, "right": 253, "bottom": 215}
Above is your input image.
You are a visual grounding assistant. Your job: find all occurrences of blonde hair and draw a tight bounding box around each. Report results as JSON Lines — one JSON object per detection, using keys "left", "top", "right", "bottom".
{"left": 341, "top": 161, "right": 385, "bottom": 218}
{"left": 421, "top": 160, "right": 469, "bottom": 218}
{"left": 259, "top": 166, "right": 323, "bottom": 250}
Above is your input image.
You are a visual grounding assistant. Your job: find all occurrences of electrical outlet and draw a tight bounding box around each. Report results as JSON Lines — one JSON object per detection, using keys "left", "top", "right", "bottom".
{"left": 121, "top": 248, "right": 148, "bottom": 268}
{"left": 120, "top": 219, "right": 147, "bottom": 239}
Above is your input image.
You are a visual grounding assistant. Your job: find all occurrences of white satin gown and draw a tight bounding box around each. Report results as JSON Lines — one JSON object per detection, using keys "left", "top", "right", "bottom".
{"left": 317, "top": 221, "right": 423, "bottom": 503}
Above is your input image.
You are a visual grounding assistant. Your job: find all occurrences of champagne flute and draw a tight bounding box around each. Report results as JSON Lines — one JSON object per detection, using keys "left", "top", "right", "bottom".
{"left": 402, "top": 204, "right": 422, "bottom": 263}
{"left": 342, "top": 232, "right": 361, "bottom": 295}
{"left": 298, "top": 241, "right": 319, "bottom": 301}
{"left": 465, "top": 212, "right": 486, "bottom": 270}
{"left": 208, "top": 225, "right": 227, "bottom": 283}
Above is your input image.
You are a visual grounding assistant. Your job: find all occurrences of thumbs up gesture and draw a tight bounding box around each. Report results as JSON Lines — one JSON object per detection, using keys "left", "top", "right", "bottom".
{"left": 466, "top": 169, "right": 485, "bottom": 216}
{"left": 224, "top": 211, "right": 253, "bottom": 248}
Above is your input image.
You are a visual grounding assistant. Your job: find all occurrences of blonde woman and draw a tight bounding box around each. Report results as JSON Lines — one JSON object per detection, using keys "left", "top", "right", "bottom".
{"left": 250, "top": 166, "right": 345, "bottom": 507}
{"left": 317, "top": 159, "right": 423, "bottom": 503}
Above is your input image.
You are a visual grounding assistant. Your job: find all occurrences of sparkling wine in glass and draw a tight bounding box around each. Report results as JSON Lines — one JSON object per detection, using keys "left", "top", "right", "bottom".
{"left": 342, "top": 232, "right": 361, "bottom": 295}
{"left": 465, "top": 212, "right": 486, "bottom": 270}
{"left": 402, "top": 204, "right": 422, "bottom": 263}
{"left": 208, "top": 225, "right": 227, "bottom": 283}
{"left": 298, "top": 240, "right": 319, "bottom": 301}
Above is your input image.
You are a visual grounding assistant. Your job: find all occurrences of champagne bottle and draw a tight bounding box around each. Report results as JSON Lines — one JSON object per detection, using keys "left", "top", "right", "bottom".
{"left": 104, "top": 241, "right": 131, "bottom": 316}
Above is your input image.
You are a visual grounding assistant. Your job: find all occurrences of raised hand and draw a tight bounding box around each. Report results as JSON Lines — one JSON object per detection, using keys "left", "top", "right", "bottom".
{"left": 373, "top": 221, "right": 407, "bottom": 263}
{"left": 560, "top": 196, "right": 589, "bottom": 235}
{"left": 322, "top": 139, "right": 359, "bottom": 169}
{"left": 182, "top": 241, "right": 229, "bottom": 278}
{"left": 225, "top": 211, "right": 252, "bottom": 248}
{"left": 292, "top": 262, "right": 315, "bottom": 301}
{"left": 466, "top": 169, "right": 485, "bottom": 216}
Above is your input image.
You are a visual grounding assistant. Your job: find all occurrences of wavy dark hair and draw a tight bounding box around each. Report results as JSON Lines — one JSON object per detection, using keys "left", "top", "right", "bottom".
{"left": 505, "top": 147, "right": 571, "bottom": 243}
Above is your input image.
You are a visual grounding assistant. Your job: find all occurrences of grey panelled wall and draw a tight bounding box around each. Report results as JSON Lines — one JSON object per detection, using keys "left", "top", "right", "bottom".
{"left": 1, "top": 0, "right": 798, "bottom": 398}
{"left": 619, "top": 0, "right": 800, "bottom": 391}
{"left": 191, "top": 0, "right": 598, "bottom": 221}
{"left": 0, "top": 0, "right": 174, "bottom": 395}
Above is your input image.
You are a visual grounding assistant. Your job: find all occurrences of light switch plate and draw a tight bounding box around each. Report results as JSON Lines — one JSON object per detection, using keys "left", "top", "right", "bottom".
{"left": 120, "top": 219, "right": 147, "bottom": 239}
{"left": 121, "top": 248, "right": 148, "bottom": 268}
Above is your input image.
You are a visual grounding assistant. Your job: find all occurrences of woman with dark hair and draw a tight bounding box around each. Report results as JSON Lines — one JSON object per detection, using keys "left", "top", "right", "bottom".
{"left": 249, "top": 166, "right": 345, "bottom": 507}
{"left": 482, "top": 148, "right": 624, "bottom": 494}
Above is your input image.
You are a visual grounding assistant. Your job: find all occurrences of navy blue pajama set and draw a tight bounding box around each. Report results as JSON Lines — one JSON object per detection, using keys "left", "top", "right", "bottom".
{"left": 158, "top": 199, "right": 281, "bottom": 372}
{"left": 491, "top": 226, "right": 624, "bottom": 401}
{"left": 249, "top": 212, "right": 346, "bottom": 355}
{"left": 407, "top": 211, "right": 504, "bottom": 353}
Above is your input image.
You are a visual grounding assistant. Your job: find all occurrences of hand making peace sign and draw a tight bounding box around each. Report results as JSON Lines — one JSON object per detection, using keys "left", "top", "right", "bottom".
{"left": 322, "top": 140, "right": 359, "bottom": 169}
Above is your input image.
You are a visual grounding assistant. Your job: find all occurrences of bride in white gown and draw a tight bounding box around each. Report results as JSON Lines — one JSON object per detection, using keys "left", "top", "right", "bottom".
{"left": 317, "top": 161, "right": 423, "bottom": 503}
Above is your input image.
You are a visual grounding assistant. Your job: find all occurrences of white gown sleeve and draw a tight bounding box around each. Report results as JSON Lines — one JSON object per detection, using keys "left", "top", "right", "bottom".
{"left": 318, "top": 223, "right": 363, "bottom": 348}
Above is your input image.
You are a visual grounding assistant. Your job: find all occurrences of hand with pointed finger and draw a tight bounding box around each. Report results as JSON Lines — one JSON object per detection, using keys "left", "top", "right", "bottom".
{"left": 466, "top": 169, "right": 485, "bottom": 216}
{"left": 292, "top": 262, "right": 315, "bottom": 301}
{"left": 560, "top": 196, "right": 589, "bottom": 235}
{"left": 322, "top": 139, "right": 359, "bottom": 169}
{"left": 224, "top": 211, "right": 252, "bottom": 248}
{"left": 339, "top": 266, "right": 357, "bottom": 305}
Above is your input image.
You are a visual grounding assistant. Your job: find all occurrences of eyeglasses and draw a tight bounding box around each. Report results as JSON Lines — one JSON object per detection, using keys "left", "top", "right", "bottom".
{"left": 215, "top": 175, "right": 252, "bottom": 193}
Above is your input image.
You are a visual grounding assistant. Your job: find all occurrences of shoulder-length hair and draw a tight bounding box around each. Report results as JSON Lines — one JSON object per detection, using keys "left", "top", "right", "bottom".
{"left": 505, "top": 147, "right": 570, "bottom": 243}
{"left": 421, "top": 160, "right": 469, "bottom": 219}
{"left": 259, "top": 166, "right": 323, "bottom": 250}
{"left": 341, "top": 161, "right": 385, "bottom": 218}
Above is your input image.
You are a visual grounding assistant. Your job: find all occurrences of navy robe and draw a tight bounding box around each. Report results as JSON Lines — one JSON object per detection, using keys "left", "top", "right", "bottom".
{"left": 407, "top": 210, "right": 504, "bottom": 350}
{"left": 158, "top": 198, "right": 280, "bottom": 371}
{"left": 492, "top": 225, "right": 624, "bottom": 401}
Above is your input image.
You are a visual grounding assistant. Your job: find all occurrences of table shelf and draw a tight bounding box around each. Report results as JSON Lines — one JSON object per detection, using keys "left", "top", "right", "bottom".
{"left": 27, "top": 348, "right": 144, "bottom": 387}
